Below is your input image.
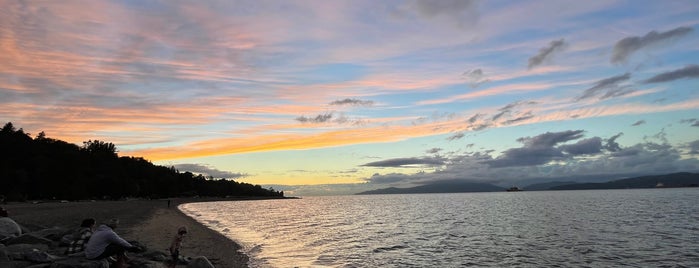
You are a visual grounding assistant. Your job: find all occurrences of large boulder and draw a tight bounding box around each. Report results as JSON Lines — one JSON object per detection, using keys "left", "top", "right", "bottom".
{"left": 0, "top": 217, "right": 22, "bottom": 237}
{"left": 186, "top": 256, "right": 215, "bottom": 268}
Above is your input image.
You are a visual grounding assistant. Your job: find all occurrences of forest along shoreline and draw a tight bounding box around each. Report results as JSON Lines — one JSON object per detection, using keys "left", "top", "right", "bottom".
{"left": 3, "top": 197, "right": 292, "bottom": 268}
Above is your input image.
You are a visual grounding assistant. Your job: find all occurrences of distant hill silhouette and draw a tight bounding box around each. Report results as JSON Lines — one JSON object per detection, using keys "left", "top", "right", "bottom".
{"left": 356, "top": 180, "right": 504, "bottom": 195}
{"left": 0, "top": 122, "right": 283, "bottom": 201}
{"left": 549, "top": 172, "right": 699, "bottom": 190}
{"left": 357, "top": 172, "right": 699, "bottom": 195}
{"left": 524, "top": 181, "right": 578, "bottom": 191}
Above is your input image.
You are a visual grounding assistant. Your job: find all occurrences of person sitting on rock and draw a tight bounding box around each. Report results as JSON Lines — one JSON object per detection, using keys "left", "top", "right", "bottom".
{"left": 65, "top": 218, "right": 96, "bottom": 255}
{"left": 84, "top": 218, "right": 139, "bottom": 268}
{"left": 0, "top": 206, "right": 21, "bottom": 237}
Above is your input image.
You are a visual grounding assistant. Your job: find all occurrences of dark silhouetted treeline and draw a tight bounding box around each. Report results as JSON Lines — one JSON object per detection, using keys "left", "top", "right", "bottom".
{"left": 0, "top": 122, "right": 283, "bottom": 201}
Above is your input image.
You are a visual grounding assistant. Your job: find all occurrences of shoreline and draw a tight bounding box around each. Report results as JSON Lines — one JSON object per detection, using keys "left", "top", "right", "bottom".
{"left": 3, "top": 198, "right": 276, "bottom": 268}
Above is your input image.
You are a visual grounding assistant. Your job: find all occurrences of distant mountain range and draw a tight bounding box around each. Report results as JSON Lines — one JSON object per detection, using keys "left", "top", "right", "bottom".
{"left": 549, "top": 172, "right": 699, "bottom": 190}
{"left": 356, "top": 180, "right": 503, "bottom": 195}
{"left": 355, "top": 172, "right": 699, "bottom": 195}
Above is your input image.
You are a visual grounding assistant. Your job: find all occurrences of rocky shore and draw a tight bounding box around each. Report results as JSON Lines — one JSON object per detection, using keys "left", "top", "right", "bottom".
{"left": 1, "top": 199, "right": 249, "bottom": 268}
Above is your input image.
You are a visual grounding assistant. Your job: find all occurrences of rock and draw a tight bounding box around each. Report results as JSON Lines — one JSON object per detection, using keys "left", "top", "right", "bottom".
{"left": 0, "top": 244, "right": 9, "bottom": 261}
{"left": 24, "top": 249, "right": 63, "bottom": 263}
{"left": 5, "top": 234, "right": 53, "bottom": 247}
{"left": 25, "top": 263, "right": 52, "bottom": 268}
{"left": 140, "top": 250, "right": 169, "bottom": 262}
{"left": 5, "top": 244, "right": 50, "bottom": 259}
{"left": 49, "top": 257, "right": 109, "bottom": 268}
{"left": 186, "top": 256, "right": 215, "bottom": 268}
{"left": 0, "top": 217, "right": 22, "bottom": 237}
{"left": 4, "top": 260, "right": 33, "bottom": 268}
{"left": 29, "top": 228, "right": 70, "bottom": 242}
{"left": 127, "top": 258, "right": 167, "bottom": 268}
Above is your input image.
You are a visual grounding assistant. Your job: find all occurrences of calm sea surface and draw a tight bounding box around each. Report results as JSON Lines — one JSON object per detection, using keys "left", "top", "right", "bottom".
{"left": 180, "top": 189, "right": 699, "bottom": 267}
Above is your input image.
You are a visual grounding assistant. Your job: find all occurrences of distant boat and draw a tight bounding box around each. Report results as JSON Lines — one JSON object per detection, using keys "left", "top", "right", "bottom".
{"left": 506, "top": 186, "right": 522, "bottom": 192}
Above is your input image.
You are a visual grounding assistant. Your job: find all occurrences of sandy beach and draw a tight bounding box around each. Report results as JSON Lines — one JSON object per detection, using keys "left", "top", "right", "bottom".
{"left": 4, "top": 198, "right": 249, "bottom": 268}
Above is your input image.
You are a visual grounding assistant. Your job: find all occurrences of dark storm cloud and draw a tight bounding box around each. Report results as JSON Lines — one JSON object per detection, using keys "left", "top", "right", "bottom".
{"left": 528, "top": 39, "right": 567, "bottom": 69}
{"left": 611, "top": 26, "right": 693, "bottom": 64}
{"left": 689, "top": 140, "right": 699, "bottom": 155}
{"left": 296, "top": 113, "right": 333, "bottom": 123}
{"left": 518, "top": 130, "right": 585, "bottom": 148}
{"left": 604, "top": 133, "right": 623, "bottom": 152}
{"left": 361, "top": 157, "right": 446, "bottom": 167}
{"left": 631, "top": 120, "right": 646, "bottom": 126}
{"left": 366, "top": 173, "right": 415, "bottom": 184}
{"left": 447, "top": 132, "right": 465, "bottom": 141}
{"left": 643, "top": 65, "right": 699, "bottom": 84}
{"left": 576, "top": 73, "right": 631, "bottom": 101}
{"left": 560, "top": 137, "right": 603, "bottom": 155}
{"left": 173, "top": 163, "right": 246, "bottom": 179}
{"left": 329, "top": 98, "right": 375, "bottom": 106}
{"left": 485, "top": 130, "right": 588, "bottom": 168}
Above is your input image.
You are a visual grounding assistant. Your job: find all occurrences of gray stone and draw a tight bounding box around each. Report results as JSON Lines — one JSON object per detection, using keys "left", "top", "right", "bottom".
{"left": 128, "top": 259, "right": 167, "bottom": 268}
{"left": 4, "top": 260, "right": 33, "bottom": 268}
{"left": 49, "top": 257, "right": 109, "bottom": 268}
{"left": 186, "top": 256, "right": 215, "bottom": 268}
{"left": 6, "top": 244, "right": 50, "bottom": 259}
{"left": 24, "top": 249, "right": 63, "bottom": 263}
{"left": 0, "top": 217, "right": 22, "bottom": 237}
{"left": 26, "top": 263, "right": 52, "bottom": 268}
{"left": 0, "top": 244, "right": 9, "bottom": 261}
{"left": 5, "top": 234, "right": 53, "bottom": 246}
{"left": 29, "top": 227, "right": 70, "bottom": 241}
{"left": 141, "top": 250, "right": 169, "bottom": 262}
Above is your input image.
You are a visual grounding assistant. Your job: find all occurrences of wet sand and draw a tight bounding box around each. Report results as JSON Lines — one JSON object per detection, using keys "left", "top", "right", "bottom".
{"left": 4, "top": 198, "right": 248, "bottom": 268}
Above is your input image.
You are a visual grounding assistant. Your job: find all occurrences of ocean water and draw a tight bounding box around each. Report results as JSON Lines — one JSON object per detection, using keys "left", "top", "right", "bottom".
{"left": 180, "top": 189, "right": 699, "bottom": 267}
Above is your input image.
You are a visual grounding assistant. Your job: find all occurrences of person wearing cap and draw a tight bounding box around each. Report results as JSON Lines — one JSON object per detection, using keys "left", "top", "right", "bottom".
{"left": 84, "top": 218, "right": 138, "bottom": 268}
{"left": 168, "top": 226, "right": 188, "bottom": 267}
{"left": 0, "top": 206, "right": 22, "bottom": 237}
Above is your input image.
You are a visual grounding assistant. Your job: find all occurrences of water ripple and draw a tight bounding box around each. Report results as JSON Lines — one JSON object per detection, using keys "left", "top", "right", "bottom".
{"left": 183, "top": 189, "right": 699, "bottom": 268}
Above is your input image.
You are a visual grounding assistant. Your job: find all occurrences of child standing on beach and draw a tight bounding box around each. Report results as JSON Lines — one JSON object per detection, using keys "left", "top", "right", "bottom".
{"left": 168, "top": 226, "right": 187, "bottom": 267}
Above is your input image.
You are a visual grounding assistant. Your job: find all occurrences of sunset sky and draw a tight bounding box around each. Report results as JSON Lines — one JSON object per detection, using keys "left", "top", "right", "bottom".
{"left": 2, "top": 0, "right": 698, "bottom": 195}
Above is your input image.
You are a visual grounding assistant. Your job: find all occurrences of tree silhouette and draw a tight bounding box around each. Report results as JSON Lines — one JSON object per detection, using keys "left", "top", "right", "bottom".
{"left": 0, "top": 122, "right": 284, "bottom": 201}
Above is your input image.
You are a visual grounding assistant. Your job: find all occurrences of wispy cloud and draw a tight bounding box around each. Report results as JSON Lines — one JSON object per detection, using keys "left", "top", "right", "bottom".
{"left": 528, "top": 39, "right": 567, "bottom": 69}
{"left": 576, "top": 73, "right": 632, "bottom": 101}
{"left": 329, "top": 98, "right": 375, "bottom": 106}
{"left": 643, "top": 65, "right": 699, "bottom": 84}
{"left": 361, "top": 157, "right": 446, "bottom": 167}
{"left": 611, "top": 26, "right": 693, "bottom": 64}
{"left": 632, "top": 120, "right": 646, "bottom": 126}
